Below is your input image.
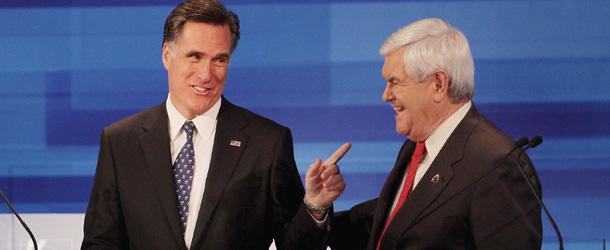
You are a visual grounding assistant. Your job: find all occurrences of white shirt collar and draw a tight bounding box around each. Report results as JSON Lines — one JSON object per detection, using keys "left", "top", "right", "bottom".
{"left": 423, "top": 101, "right": 472, "bottom": 160}
{"left": 166, "top": 93, "right": 221, "bottom": 141}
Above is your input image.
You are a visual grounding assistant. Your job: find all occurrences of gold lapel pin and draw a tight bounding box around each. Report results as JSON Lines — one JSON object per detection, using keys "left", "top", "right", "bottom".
{"left": 431, "top": 174, "right": 440, "bottom": 184}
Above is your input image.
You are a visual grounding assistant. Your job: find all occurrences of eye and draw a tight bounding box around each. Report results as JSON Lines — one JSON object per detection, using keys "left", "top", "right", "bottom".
{"left": 212, "top": 57, "right": 229, "bottom": 66}
{"left": 190, "top": 55, "right": 202, "bottom": 62}
{"left": 186, "top": 52, "right": 201, "bottom": 62}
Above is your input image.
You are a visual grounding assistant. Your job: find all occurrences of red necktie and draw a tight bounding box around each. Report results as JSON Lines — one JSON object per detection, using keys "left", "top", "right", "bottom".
{"left": 376, "top": 142, "right": 426, "bottom": 250}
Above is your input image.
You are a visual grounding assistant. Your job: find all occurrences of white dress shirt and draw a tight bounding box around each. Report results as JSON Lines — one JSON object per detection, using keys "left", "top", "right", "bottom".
{"left": 166, "top": 94, "right": 221, "bottom": 249}
{"left": 388, "top": 101, "right": 472, "bottom": 216}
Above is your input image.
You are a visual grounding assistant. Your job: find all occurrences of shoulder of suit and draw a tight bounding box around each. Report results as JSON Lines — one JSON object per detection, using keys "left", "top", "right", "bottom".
{"left": 465, "top": 115, "right": 516, "bottom": 158}
{"left": 221, "top": 99, "right": 288, "bottom": 132}
{"left": 103, "top": 102, "right": 166, "bottom": 135}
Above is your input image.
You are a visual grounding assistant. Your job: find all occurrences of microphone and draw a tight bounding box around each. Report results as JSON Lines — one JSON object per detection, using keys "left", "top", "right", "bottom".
{"left": 515, "top": 136, "right": 563, "bottom": 250}
{"left": 0, "top": 189, "right": 38, "bottom": 250}
{"left": 526, "top": 135, "right": 543, "bottom": 149}
{"left": 515, "top": 136, "right": 531, "bottom": 148}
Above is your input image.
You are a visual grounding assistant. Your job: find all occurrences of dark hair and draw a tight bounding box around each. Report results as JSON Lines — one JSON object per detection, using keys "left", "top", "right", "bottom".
{"left": 163, "top": 0, "right": 240, "bottom": 53}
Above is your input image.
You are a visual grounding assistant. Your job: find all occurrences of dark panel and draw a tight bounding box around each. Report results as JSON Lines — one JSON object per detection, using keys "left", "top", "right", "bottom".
{"left": 1, "top": 168, "right": 608, "bottom": 212}
{"left": 45, "top": 100, "right": 610, "bottom": 145}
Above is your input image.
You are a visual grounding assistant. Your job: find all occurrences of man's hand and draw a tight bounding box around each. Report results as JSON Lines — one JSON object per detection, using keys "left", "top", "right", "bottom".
{"left": 304, "top": 143, "right": 351, "bottom": 219}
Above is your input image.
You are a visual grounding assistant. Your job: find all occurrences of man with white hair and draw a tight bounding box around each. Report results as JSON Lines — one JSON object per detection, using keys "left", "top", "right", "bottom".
{"left": 326, "top": 18, "right": 543, "bottom": 249}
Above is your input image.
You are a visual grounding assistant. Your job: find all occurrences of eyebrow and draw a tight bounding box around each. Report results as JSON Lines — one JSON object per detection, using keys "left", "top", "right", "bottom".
{"left": 185, "top": 51, "right": 202, "bottom": 57}
{"left": 216, "top": 53, "right": 231, "bottom": 60}
{"left": 185, "top": 50, "right": 231, "bottom": 60}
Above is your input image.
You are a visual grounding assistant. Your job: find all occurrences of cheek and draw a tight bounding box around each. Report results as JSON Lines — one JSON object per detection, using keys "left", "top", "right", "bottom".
{"left": 181, "top": 65, "right": 198, "bottom": 79}
{"left": 167, "top": 68, "right": 180, "bottom": 91}
{"left": 169, "top": 63, "right": 188, "bottom": 82}
{"left": 214, "top": 67, "right": 229, "bottom": 81}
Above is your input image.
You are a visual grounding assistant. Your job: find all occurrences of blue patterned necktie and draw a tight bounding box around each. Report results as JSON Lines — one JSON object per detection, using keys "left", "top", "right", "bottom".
{"left": 173, "top": 120, "right": 196, "bottom": 232}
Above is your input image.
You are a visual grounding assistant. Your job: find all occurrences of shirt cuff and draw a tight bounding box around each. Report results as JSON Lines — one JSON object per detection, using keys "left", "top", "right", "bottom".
{"left": 306, "top": 209, "right": 329, "bottom": 230}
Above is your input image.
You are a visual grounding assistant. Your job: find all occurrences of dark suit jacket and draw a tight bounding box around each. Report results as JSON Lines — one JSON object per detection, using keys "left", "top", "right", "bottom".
{"left": 82, "top": 97, "right": 327, "bottom": 250}
{"left": 330, "top": 104, "right": 543, "bottom": 250}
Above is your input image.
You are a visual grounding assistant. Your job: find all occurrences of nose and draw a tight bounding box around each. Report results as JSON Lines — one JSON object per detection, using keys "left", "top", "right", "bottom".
{"left": 195, "top": 61, "right": 213, "bottom": 83}
{"left": 382, "top": 83, "right": 393, "bottom": 102}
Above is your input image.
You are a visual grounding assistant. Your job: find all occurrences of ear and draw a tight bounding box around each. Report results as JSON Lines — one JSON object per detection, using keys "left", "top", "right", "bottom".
{"left": 162, "top": 43, "right": 171, "bottom": 70}
{"left": 432, "top": 70, "right": 450, "bottom": 102}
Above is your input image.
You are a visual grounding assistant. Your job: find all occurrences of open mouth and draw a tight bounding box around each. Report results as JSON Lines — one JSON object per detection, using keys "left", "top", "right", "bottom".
{"left": 193, "top": 85, "right": 210, "bottom": 93}
{"left": 393, "top": 106, "right": 405, "bottom": 116}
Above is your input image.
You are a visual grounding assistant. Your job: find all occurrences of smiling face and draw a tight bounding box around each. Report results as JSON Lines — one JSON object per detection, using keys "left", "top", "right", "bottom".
{"left": 162, "top": 21, "right": 232, "bottom": 120}
{"left": 381, "top": 47, "right": 440, "bottom": 142}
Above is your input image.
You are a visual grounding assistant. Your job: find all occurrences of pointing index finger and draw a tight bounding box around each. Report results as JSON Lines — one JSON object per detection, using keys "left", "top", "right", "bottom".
{"left": 324, "top": 143, "right": 352, "bottom": 165}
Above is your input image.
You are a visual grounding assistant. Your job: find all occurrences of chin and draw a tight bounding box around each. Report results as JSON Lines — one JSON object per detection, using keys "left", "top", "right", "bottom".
{"left": 396, "top": 127, "right": 408, "bottom": 136}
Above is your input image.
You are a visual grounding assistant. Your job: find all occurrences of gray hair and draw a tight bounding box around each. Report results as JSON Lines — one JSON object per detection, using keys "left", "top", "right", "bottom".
{"left": 380, "top": 18, "right": 475, "bottom": 102}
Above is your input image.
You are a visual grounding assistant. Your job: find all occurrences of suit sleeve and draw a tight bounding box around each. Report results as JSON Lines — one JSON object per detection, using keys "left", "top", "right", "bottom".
{"left": 81, "top": 128, "right": 129, "bottom": 249}
{"left": 470, "top": 151, "right": 543, "bottom": 249}
{"left": 328, "top": 198, "right": 378, "bottom": 250}
{"left": 271, "top": 127, "right": 329, "bottom": 250}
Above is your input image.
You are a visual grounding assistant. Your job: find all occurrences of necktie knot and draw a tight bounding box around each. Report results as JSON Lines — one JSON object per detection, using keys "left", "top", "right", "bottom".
{"left": 412, "top": 142, "right": 426, "bottom": 161}
{"left": 183, "top": 121, "right": 195, "bottom": 138}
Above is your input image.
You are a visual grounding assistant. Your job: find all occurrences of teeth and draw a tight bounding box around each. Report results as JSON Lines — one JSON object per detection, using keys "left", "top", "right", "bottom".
{"left": 393, "top": 107, "right": 404, "bottom": 111}
{"left": 193, "top": 86, "right": 208, "bottom": 92}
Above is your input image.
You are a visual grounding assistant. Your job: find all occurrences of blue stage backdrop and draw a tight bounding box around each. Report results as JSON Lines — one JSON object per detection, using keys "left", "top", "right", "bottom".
{"left": 1, "top": 0, "right": 609, "bottom": 249}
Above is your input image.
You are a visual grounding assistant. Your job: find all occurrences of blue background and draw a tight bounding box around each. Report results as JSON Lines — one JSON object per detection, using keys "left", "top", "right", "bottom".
{"left": 1, "top": 0, "right": 608, "bottom": 249}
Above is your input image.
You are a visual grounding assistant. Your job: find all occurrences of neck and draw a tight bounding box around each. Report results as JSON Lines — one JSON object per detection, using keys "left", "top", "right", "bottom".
{"left": 414, "top": 101, "right": 466, "bottom": 142}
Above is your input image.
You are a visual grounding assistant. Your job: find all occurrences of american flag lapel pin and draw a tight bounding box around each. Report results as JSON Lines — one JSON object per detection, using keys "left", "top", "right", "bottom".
{"left": 230, "top": 140, "right": 241, "bottom": 147}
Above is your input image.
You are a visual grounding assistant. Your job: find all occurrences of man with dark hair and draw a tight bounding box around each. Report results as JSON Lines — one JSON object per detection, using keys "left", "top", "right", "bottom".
{"left": 81, "top": 0, "right": 347, "bottom": 249}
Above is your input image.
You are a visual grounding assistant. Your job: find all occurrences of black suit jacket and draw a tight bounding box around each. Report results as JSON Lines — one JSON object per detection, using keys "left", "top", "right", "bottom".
{"left": 82, "top": 97, "right": 327, "bottom": 250}
{"left": 330, "top": 104, "right": 542, "bottom": 250}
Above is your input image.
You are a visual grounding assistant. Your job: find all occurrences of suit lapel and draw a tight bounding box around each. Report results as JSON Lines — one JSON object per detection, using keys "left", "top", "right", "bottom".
{"left": 368, "top": 140, "right": 416, "bottom": 249}
{"left": 403, "top": 105, "right": 484, "bottom": 226}
{"left": 191, "top": 98, "right": 249, "bottom": 247}
{"left": 138, "top": 102, "right": 187, "bottom": 249}
{"left": 381, "top": 146, "right": 458, "bottom": 243}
